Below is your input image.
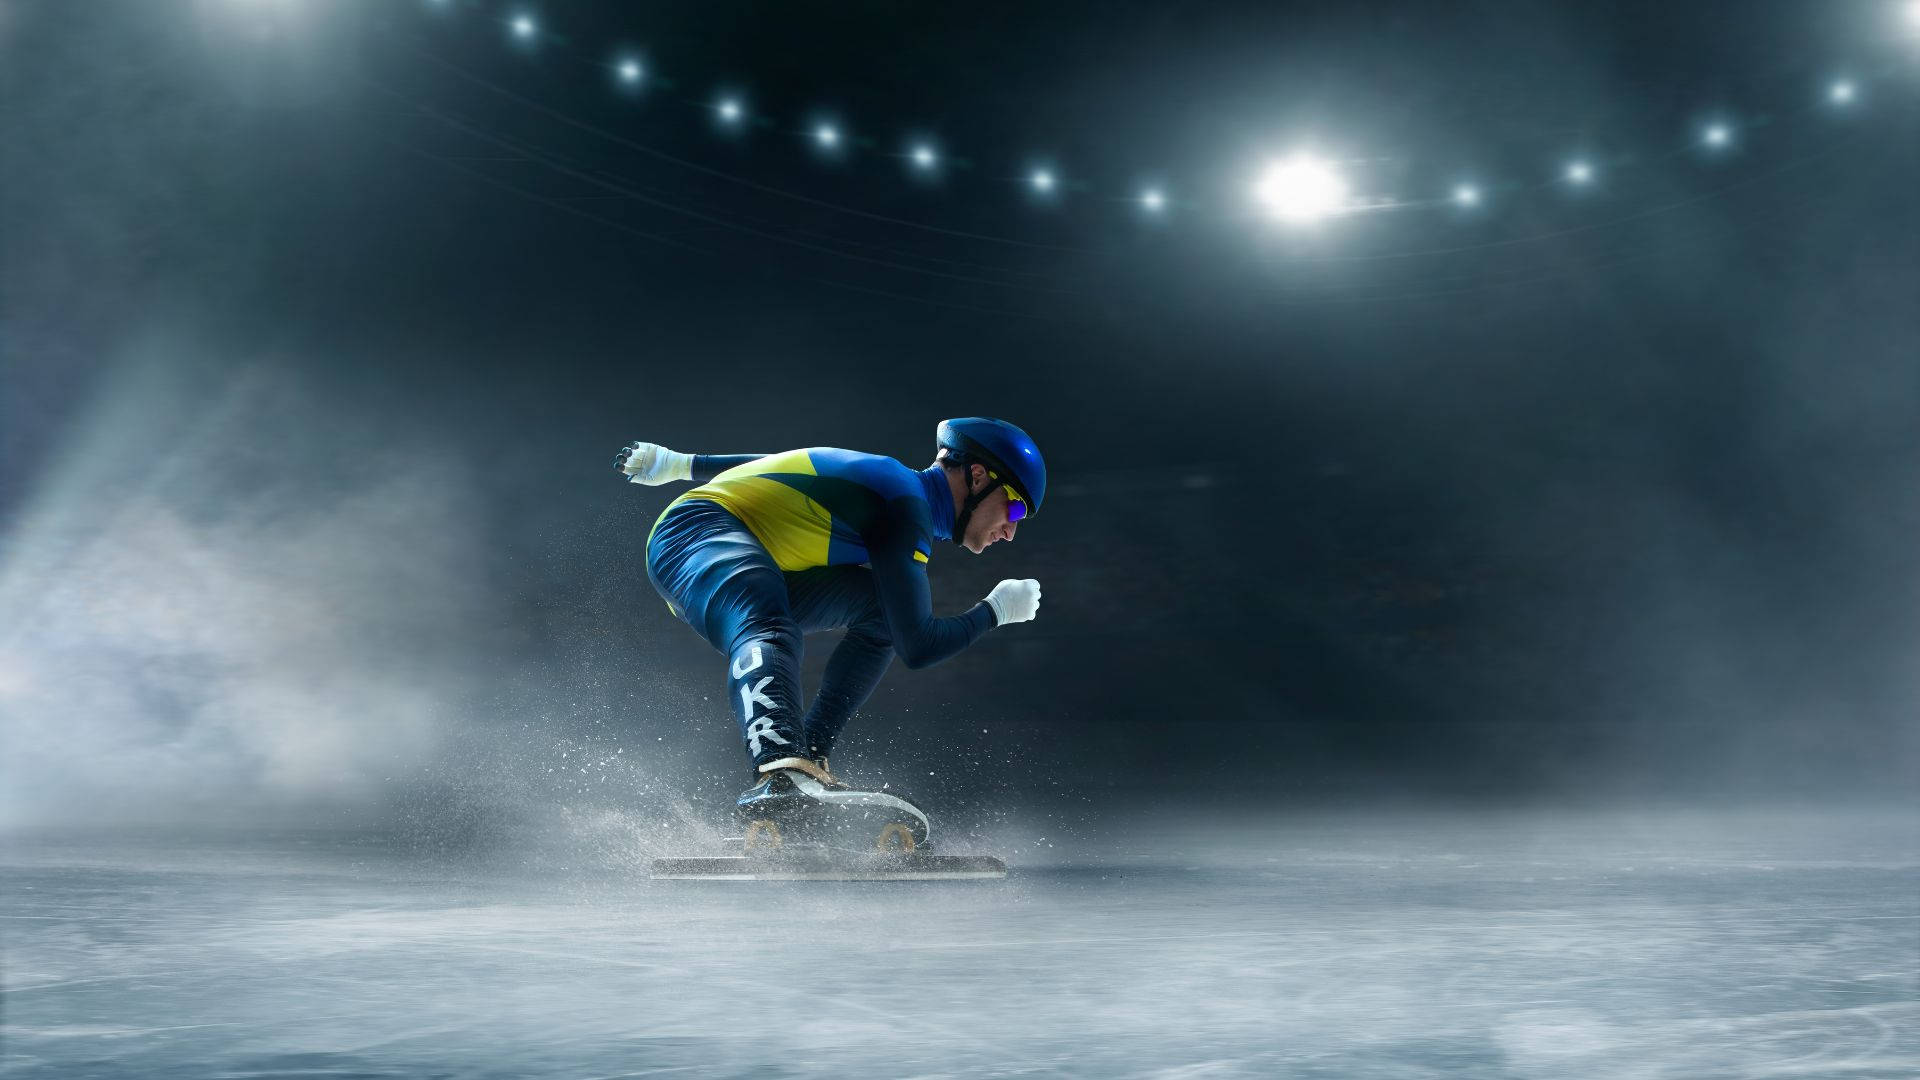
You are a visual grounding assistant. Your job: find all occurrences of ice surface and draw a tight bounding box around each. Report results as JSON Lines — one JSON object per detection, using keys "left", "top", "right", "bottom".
{"left": 3, "top": 808, "right": 1915, "bottom": 1078}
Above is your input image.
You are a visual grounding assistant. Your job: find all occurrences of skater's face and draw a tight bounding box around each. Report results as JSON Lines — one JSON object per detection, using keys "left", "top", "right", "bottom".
{"left": 960, "top": 466, "right": 1020, "bottom": 554}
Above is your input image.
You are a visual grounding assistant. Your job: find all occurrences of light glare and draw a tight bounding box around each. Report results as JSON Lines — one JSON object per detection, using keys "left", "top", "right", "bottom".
{"left": 510, "top": 13, "right": 534, "bottom": 39}
{"left": 815, "top": 124, "right": 839, "bottom": 147}
{"left": 1829, "top": 80, "right": 1856, "bottom": 105}
{"left": 1031, "top": 169, "right": 1056, "bottom": 193}
{"left": 618, "top": 59, "right": 643, "bottom": 84}
{"left": 911, "top": 145, "right": 937, "bottom": 169}
{"left": 1454, "top": 184, "right": 1480, "bottom": 207}
{"left": 1567, "top": 161, "right": 1593, "bottom": 184}
{"left": 718, "top": 98, "right": 742, "bottom": 123}
{"left": 1704, "top": 124, "right": 1730, "bottom": 147}
{"left": 1253, "top": 156, "right": 1349, "bottom": 223}
{"left": 1141, "top": 189, "right": 1165, "bottom": 212}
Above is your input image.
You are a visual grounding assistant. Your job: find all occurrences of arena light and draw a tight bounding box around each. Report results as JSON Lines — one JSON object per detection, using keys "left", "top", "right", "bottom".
{"left": 1252, "top": 156, "right": 1349, "bottom": 223}
{"left": 404, "top": 5, "right": 1887, "bottom": 234}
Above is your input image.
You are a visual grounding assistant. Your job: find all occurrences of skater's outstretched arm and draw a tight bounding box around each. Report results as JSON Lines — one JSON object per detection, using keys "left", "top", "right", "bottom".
{"left": 616, "top": 442, "right": 768, "bottom": 485}
{"left": 689, "top": 454, "right": 767, "bottom": 481}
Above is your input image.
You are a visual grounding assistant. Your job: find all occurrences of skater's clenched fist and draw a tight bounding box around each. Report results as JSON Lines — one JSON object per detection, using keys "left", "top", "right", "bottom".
{"left": 984, "top": 578, "right": 1041, "bottom": 625}
{"left": 616, "top": 441, "right": 693, "bottom": 485}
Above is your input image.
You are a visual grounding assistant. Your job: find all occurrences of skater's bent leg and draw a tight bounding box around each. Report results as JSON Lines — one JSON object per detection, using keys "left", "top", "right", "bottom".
{"left": 645, "top": 503, "right": 810, "bottom": 770}
{"left": 786, "top": 566, "right": 895, "bottom": 760}
{"left": 709, "top": 573, "right": 809, "bottom": 770}
{"left": 803, "top": 623, "right": 892, "bottom": 760}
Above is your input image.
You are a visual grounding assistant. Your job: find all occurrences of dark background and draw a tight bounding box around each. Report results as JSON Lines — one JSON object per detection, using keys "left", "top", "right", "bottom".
{"left": 3, "top": 0, "right": 1916, "bottom": 834}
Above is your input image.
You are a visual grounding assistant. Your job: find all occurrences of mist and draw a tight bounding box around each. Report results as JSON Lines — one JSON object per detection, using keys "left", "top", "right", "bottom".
{"left": 5, "top": 1, "right": 1919, "bottom": 837}
{"left": 6, "top": 4, "right": 1918, "bottom": 1077}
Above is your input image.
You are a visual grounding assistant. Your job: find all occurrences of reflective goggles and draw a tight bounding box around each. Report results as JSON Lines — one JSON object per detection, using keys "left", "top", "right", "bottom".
{"left": 990, "top": 472, "right": 1030, "bottom": 522}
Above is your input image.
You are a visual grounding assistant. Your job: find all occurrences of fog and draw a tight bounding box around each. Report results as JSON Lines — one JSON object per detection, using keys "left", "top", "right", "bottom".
{"left": 5, "top": 2, "right": 1919, "bottom": 835}
{"left": 4, "top": 4, "right": 1917, "bottom": 1076}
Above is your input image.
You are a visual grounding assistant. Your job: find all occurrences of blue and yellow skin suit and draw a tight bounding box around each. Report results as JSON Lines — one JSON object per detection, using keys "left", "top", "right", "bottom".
{"left": 645, "top": 449, "right": 997, "bottom": 768}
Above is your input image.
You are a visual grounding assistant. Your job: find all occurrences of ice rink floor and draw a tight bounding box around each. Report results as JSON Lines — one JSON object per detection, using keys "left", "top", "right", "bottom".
{"left": 3, "top": 807, "right": 1915, "bottom": 1078}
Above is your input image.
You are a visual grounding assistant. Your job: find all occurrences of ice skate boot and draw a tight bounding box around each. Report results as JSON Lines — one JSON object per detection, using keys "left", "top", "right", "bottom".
{"left": 735, "top": 757, "right": 930, "bottom": 854}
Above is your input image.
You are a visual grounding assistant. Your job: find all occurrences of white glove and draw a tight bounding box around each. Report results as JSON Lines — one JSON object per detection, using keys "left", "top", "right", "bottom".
{"left": 616, "top": 441, "right": 694, "bottom": 485}
{"left": 984, "top": 578, "right": 1042, "bottom": 625}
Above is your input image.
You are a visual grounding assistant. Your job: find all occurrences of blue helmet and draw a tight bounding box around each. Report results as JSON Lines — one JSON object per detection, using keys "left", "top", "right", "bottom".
{"left": 936, "top": 417, "right": 1046, "bottom": 516}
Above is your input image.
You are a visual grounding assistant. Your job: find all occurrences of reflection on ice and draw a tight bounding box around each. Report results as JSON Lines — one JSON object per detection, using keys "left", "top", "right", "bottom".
{"left": 3, "top": 807, "right": 1915, "bottom": 1078}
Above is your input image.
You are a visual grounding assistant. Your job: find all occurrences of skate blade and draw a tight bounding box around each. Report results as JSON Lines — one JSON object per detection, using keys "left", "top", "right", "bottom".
{"left": 651, "top": 854, "right": 1006, "bottom": 881}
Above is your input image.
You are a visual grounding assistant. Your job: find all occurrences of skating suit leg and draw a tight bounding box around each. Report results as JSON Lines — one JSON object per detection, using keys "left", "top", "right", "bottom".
{"left": 646, "top": 501, "right": 806, "bottom": 769}
{"left": 784, "top": 565, "right": 895, "bottom": 760}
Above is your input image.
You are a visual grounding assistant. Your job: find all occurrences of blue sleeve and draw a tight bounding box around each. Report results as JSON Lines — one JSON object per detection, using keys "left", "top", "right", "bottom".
{"left": 690, "top": 454, "right": 768, "bottom": 482}
{"left": 866, "top": 504, "right": 996, "bottom": 670}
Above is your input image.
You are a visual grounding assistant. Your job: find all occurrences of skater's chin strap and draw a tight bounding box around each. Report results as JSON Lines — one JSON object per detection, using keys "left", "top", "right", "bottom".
{"left": 950, "top": 460, "right": 997, "bottom": 547}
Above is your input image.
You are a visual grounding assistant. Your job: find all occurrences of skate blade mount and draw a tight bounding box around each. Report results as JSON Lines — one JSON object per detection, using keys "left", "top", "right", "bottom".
{"left": 743, "top": 818, "right": 918, "bottom": 854}
{"left": 650, "top": 853, "right": 1007, "bottom": 881}
{"left": 654, "top": 821, "right": 1005, "bottom": 880}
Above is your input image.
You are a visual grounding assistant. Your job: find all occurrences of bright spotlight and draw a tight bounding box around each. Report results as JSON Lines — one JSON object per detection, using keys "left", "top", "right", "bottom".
{"left": 1030, "top": 168, "right": 1056, "bottom": 193}
{"left": 1453, "top": 184, "right": 1480, "bottom": 207}
{"left": 617, "top": 59, "right": 643, "bottom": 85}
{"left": 1252, "top": 156, "right": 1349, "bottom": 223}
{"left": 717, "top": 98, "right": 743, "bottom": 124}
{"left": 1906, "top": 0, "right": 1920, "bottom": 30}
{"left": 509, "top": 13, "right": 535, "bottom": 40}
{"left": 1140, "top": 189, "right": 1165, "bottom": 212}
{"left": 910, "top": 145, "right": 937, "bottom": 169}
{"left": 1703, "top": 123, "right": 1730, "bottom": 148}
{"left": 1829, "top": 79, "right": 1856, "bottom": 105}
{"left": 814, "top": 124, "right": 840, "bottom": 148}
{"left": 1566, "top": 160, "right": 1593, "bottom": 184}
